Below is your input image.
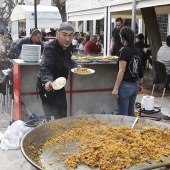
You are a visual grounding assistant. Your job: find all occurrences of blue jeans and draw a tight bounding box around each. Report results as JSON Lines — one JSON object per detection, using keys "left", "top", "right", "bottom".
{"left": 117, "top": 81, "right": 138, "bottom": 116}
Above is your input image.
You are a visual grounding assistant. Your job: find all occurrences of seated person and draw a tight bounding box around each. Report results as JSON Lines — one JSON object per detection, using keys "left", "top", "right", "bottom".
{"left": 135, "top": 33, "right": 152, "bottom": 69}
{"left": 78, "top": 38, "right": 85, "bottom": 51}
{"left": 157, "top": 35, "right": 170, "bottom": 89}
{"left": 72, "top": 32, "right": 81, "bottom": 50}
{"left": 84, "top": 35, "right": 101, "bottom": 54}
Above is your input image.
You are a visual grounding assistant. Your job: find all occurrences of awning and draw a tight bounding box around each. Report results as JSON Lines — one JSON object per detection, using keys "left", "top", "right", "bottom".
{"left": 30, "top": 19, "right": 61, "bottom": 29}
{"left": 10, "top": 5, "right": 62, "bottom": 21}
{"left": 68, "top": 13, "right": 104, "bottom": 21}
{"left": 110, "top": 1, "right": 170, "bottom": 19}
{"left": 67, "top": 8, "right": 105, "bottom": 21}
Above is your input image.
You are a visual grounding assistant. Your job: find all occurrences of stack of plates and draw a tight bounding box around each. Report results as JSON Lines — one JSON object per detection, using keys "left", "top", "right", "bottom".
{"left": 21, "top": 44, "right": 41, "bottom": 62}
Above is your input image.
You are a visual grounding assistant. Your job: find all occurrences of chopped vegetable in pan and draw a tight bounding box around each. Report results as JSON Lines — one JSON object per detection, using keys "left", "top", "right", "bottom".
{"left": 40, "top": 118, "right": 170, "bottom": 170}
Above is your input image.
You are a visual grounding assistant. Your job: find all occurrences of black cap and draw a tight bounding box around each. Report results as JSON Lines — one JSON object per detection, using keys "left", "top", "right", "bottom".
{"left": 58, "top": 22, "right": 74, "bottom": 32}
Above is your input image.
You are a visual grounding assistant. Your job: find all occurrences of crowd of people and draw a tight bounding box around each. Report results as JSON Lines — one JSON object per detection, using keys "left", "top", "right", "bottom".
{"left": 0, "top": 18, "right": 169, "bottom": 120}
{"left": 71, "top": 31, "right": 103, "bottom": 55}
{"left": 0, "top": 27, "right": 104, "bottom": 62}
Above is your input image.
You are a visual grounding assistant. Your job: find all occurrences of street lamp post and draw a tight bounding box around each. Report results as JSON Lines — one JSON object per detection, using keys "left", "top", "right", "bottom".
{"left": 131, "top": 0, "right": 137, "bottom": 33}
{"left": 34, "top": 0, "right": 37, "bottom": 29}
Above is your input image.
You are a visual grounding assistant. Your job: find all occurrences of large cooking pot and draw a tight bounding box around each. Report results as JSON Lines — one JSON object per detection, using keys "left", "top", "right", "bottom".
{"left": 21, "top": 115, "right": 170, "bottom": 170}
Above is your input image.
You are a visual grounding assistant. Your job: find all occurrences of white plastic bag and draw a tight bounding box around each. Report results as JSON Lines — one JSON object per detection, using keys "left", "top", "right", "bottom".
{"left": 0, "top": 120, "right": 31, "bottom": 150}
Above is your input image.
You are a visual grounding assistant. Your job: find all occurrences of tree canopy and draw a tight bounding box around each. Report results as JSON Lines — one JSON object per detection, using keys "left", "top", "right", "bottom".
{"left": 0, "top": 0, "right": 15, "bottom": 22}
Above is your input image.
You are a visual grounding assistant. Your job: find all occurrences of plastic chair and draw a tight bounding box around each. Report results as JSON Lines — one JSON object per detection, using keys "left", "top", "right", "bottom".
{"left": 151, "top": 61, "right": 169, "bottom": 108}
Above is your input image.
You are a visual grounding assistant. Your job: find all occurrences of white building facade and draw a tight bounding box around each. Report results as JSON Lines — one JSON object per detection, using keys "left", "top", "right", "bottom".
{"left": 13, "top": 0, "right": 52, "bottom": 6}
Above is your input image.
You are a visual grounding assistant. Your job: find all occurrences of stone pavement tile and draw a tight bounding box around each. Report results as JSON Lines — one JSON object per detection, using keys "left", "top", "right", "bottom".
{"left": 0, "top": 149, "right": 36, "bottom": 170}
{"left": 0, "top": 113, "right": 36, "bottom": 170}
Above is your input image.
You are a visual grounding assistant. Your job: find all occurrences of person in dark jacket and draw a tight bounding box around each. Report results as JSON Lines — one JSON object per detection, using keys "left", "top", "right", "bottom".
{"left": 14, "top": 29, "right": 44, "bottom": 58}
{"left": 135, "top": 33, "right": 152, "bottom": 69}
{"left": 37, "top": 22, "right": 78, "bottom": 121}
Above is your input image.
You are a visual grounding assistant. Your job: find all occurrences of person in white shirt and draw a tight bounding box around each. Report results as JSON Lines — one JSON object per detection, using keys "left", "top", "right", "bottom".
{"left": 157, "top": 35, "right": 170, "bottom": 75}
{"left": 72, "top": 32, "right": 81, "bottom": 50}
{"left": 78, "top": 38, "right": 85, "bottom": 51}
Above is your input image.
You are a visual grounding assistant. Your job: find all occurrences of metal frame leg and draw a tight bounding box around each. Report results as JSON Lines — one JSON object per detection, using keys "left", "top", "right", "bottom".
{"left": 0, "top": 93, "right": 2, "bottom": 112}
{"left": 146, "top": 58, "right": 149, "bottom": 79}
{"left": 160, "top": 88, "right": 166, "bottom": 108}
{"left": 0, "top": 93, "right": 4, "bottom": 113}
{"left": 6, "top": 81, "right": 8, "bottom": 113}
{"left": 151, "top": 84, "right": 155, "bottom": 96}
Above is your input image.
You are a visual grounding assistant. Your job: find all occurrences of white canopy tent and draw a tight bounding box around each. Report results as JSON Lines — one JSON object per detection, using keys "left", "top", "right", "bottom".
{"left": 10, "top": 5, "right": 62, "bottom": 40}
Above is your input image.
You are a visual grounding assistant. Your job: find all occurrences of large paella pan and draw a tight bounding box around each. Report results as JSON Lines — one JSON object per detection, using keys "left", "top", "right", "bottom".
{"left": 21, "top": 115, "right": 170, "bottom": 170}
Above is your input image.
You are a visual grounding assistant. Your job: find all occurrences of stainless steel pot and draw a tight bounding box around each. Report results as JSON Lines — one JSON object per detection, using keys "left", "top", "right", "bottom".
{"left": 21, "top": 115, "right": 170, "bottom": 170}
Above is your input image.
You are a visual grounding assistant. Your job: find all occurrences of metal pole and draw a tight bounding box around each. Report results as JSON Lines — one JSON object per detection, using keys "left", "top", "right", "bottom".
{"left": 131, "top": 0, "right": 137, "bottom": 32}
{"left": 34, "top": 0, "right": 37, "bottom": 29}
{"left": 103, "top": 7, "right": 108, "bottom": 56}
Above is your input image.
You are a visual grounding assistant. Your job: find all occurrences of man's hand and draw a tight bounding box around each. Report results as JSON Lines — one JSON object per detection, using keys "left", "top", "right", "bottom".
{"left": 77, "top": 65, "right": 82, "bottom": 69}
{"left": 45, "top": 81, "right": 53, "bottom": 91}
{"left": 110, "top": 47, "right": 113, "bottom": 52}
{"left": 18, "top": 54, "right": 22, "bottom": 59}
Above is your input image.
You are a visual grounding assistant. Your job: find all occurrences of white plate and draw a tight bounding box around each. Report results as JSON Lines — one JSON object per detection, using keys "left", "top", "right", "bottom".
{"left": 108, "top": 56, "right": 118, "bottom": 60}
{"left": 21, "top": 53, "right": 40, "bottom": 57}
{"left": 22, "top": 56, "right": 40, "bottom": 59}
{"left": 22, "top": 49, "right": 41, "bottom": 52}
{"left": 22, "top": 47, "right": 41, "bottom": 49}
{"left": 22, "top": 56, "right": 39, "bottom": 59}
{"left": 71, "top": 68, "right": 95, "bottom": 75}
{"left": 76, "top": 60, "right": 92, "bottom": 63}
{"left": 22, "top": 51, "right": 40, "bottom": 53}
{"left": 71, "top": 58, "right": 78, "bottom": 60}
{"left": 22, "top": 59, "right": 39, "bottom": 61}
{"left": 96, "top": 59, "right": 111, "bottom": 62}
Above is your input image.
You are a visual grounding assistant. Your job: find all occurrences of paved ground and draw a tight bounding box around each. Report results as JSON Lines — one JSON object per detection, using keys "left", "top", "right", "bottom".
{"left": 0, "top": 112, "right": 37, "bottom": 170}
{"left": 0, "top": 70, "right": 170, "bottom": 170}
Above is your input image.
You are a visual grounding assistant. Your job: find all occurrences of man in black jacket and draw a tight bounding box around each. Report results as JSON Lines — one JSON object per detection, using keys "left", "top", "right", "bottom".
{"left": 37, "top": 22, "right": 78, "bottom": 121}
{"left": 110, "top": 17, "right": 124, "bottom": 56}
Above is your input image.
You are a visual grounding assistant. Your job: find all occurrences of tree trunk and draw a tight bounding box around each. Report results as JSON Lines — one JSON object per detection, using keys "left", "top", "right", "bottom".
{"left": 59, "top": 7, "right": 66, "bottom": 22}
{"left": 53, "top": 0, "right": 67, "bottom": 22}
{"left": 141, "top": 7, "right": 162, "bottom": 63}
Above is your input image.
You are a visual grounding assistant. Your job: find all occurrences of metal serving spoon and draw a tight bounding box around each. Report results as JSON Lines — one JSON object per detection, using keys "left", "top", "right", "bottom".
{"left": 131, "top": 116, "right": 140, "bottom": 129}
